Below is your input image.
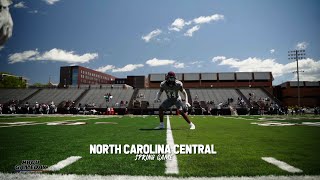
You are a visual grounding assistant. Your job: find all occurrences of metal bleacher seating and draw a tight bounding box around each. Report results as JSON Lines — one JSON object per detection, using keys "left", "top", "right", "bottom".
{"left": 189, "top": 88, "right": 241, "bottom": 107}
{"left": 0, "top": 89, "right": 38, "bottom": 104}
{"left": 25, "top": 89, "right": 85, "bottom": 106}
{"left": 78, "top": 88, "right": 134, "bottom": 108}
{"left": 239, "top": 88, "right": 269, "bottom": 102}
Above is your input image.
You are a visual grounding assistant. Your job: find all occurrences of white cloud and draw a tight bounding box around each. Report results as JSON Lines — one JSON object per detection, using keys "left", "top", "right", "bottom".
{"left": 284, "top": 58, "right": 320, "bottom": 81}
{"left": 193, "top": 14, "right": 224, "bottom": 24}
{"left": 8, "top": 50, "right": 40, "bottom": 63}
{"left": 169, "top": 18, "right": 185, "bottom": 32}
{"left": 112, "top": 64, "right": 144, "bottom": 72}
{"left": 212, "top": 56, "right": 284, "bottom": 77}
{"left": 296, "top": 42, "right": 308, "bottom": 50}
{"left": 143, "top": 13, "right": 224, "bottom": 42}
{"left": 190, "top": 61, "right": 203, "bottom": 64}
{"left": 184, "top": 25, "right": 200, "bottom": 37}
{"left": 174, "top": 62, "right": 185, "bottom": 68}
{"left": 212, "top": 56, "right": 320, "bottom": 81}
{"left": 8, "top": 48, "right": 98, "bottom": 64}
{"left": 43, "top": 0, "right": 60, "bottom": 5}
{"left": 95, "top": 65, "right": 115, "bottom": 73}
{"left": 28, "top": 10, "right": 38, "bottom": 14}
{"left": 212, "top": 56, "right": 227, "bottom": 62}
{"left": 146, "top": 58, "right": 175, "bottom": 66}
{"left": 0, "top": 46, "right": 4, "bottom": 51}
{"left": 270, "top": 49, "right": 275, "bottom": 54}
{"left": 189, "top": 61, "right": 204, "bottom": 68}
{"left": 14, "top": 2, "right": 27, "bottom": 8}
{"left": 142, "top": 29, "right": 162, "bottom": 42}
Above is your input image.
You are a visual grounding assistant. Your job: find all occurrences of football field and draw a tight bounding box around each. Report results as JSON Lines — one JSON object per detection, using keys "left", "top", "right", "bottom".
{"left": 0, "top": 114, "right": 320, "bottom": 179}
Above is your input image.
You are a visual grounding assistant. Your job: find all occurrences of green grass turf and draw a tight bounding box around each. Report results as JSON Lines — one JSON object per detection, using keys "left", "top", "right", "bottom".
{"left": 0, "top": 116, "right": 97, "bottom": 123}
{"left": 170, "top": 115, "right": 320, "bottom": 177}
{"left": 0, "top": 115, "right": 165, "bottom": 176}
{"left": 0, "top": 115, "right": 319, "bottom": 177}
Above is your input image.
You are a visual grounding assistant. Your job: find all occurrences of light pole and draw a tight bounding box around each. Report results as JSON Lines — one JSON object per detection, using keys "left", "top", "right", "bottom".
{"left": 288, "top": 49, "right": 306, "bottom": 108}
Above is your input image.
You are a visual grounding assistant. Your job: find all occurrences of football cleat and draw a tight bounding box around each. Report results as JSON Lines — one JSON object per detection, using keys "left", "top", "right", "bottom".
{"left": 154, "top": 124, "right": 165, "bottom": 130}
{"left": 190, "top": 122, "right": 195, "bottom": 130}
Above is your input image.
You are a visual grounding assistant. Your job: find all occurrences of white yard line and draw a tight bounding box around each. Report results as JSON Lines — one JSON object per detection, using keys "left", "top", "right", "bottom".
{"left": 46, "top": 156, "right": 82, "bottom": 171}
{"left": 0, "top": 173, "right": 319, "bottom": 180}
{"left": 0, "top": 117, "right": 102, "bottom": 128}
{"left": 165, "top": 115, "right": 179, "bottom": 175}
{"left": 262, "top": 157, "right": 303, "bottom": 173}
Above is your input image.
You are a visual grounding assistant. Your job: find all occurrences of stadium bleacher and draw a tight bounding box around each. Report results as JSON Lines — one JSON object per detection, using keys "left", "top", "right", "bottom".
{"left": 0, "top": 86, "right": 284, "bottom": 115}
{"left": 0, "top": 89, "right": 38, "bottom": 104}
{"left": 239, "top": 88, "right": 270, "bottom": 102}
{"left": 78, "top": 88, "right": 134, "bottom": 108}
{"left": 23, "top": 89, "right": 86, "bottom": 106}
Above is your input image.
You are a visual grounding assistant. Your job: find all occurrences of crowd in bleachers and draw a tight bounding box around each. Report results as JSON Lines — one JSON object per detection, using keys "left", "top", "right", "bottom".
{"left": 0, "top": 87, "right": 319, "bottom": 116}
{"left": 0, "top": 100, "right": 57, "bottom": 114}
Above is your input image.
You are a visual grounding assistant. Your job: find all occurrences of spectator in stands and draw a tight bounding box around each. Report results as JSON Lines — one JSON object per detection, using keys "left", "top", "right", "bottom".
{"left": 78, "top": 103, "right": 82, "bottom": 112}
{"left": 24, "top": 102, "right": 30, "bottom": 114}
{"left": 109, "top": 93, "right": 113, "bottom": 101}
{"left": 104, "top": 94, "right": 109, "bottom": 102}
{"left": 217, "top": 102, "right": 223, "bottom": 116}
{"left": 35, "top": 102, "right": 40, "bottom": 114}
{"left": 201, "top": 107, "right": 206, "bottom": 115}
{"left": 208, "top": 107, "right": 212, "bottom": 115}
{"left": 107, "top": 106, "right": 111, "bottom": 115}
{"left": 0, "top": 104, "right": 2, "bottom": 114}
{"left": 50, "top": 102, "right": 56, "bottom": 114}
{"left": 284, "top": 106, "right": 288, "bottom": 116}
{"left": 191, "top": 106, "right": 195, "bottom": 115}
{"left": 194, "top": 95, "right": 199, "bottom": 101}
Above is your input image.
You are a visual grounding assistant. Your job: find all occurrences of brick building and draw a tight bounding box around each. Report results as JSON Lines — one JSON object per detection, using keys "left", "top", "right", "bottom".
{"left": 59, "top": 66, "right": 116, "bottom": 87}
{"left": 274, "top": 81, "right": 320, "bottom": 107}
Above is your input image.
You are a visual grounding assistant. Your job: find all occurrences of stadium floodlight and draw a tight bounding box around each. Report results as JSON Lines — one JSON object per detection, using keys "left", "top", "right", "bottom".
{"left": 288, "top": 49, "right": 306, "bottom": 108}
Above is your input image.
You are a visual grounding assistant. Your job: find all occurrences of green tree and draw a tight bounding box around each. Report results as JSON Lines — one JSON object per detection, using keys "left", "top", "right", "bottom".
{"left": 0, "top": 76, "right": 26, "bottom": 88}
{"left": 31, "top": 83, "right": 48, "bottom": 88}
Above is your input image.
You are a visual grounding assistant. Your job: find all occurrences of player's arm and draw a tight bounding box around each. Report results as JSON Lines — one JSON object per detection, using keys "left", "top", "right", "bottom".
{"left": 154, "top": 86, "right": 164, "bottom": 102}
{"left": 180, "top": 87, "right": 191, "bottom": 107}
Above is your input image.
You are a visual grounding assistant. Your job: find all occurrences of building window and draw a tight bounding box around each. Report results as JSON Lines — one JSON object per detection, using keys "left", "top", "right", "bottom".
{"left": 72, "top": 68, "right": 78, "bottom": 85}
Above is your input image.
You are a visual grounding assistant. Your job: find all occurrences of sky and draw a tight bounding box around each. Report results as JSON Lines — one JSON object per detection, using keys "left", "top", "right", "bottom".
{"left": 0, "top": 0, "right": 319, "bottom": 85}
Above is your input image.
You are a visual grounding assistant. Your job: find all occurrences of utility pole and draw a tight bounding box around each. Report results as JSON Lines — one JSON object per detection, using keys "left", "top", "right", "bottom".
{"left": 288, "top": 49, "right": 306, "bottom": 108}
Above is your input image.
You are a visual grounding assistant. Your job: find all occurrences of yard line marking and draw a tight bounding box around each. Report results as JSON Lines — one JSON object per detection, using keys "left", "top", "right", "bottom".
{"left": 0, "top": 117, "right": 102, "bottom": 128}
{"left": 165, "top": 115, "right": 179, "bottom": 175}
{"left": 0, "top": 173, "right": 319, "bottom": 180}
{"left": 46, "top": 156, "right": 82, "bottom": 171}
{"left": 262, "top": 157, "right": 303, "bottom": 173}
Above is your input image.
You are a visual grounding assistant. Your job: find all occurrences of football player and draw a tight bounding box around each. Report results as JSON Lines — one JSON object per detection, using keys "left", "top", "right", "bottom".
{"left": 154, "top": 71, "right": 195, "bottom": 130}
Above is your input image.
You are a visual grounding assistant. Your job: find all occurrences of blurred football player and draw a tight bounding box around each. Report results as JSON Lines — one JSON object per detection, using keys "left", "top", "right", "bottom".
{"left": 154, "top": 71, "right": 195, "bottom": 130}
{"left": 0, "top": 0, "right": 13, "bottom": 46}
